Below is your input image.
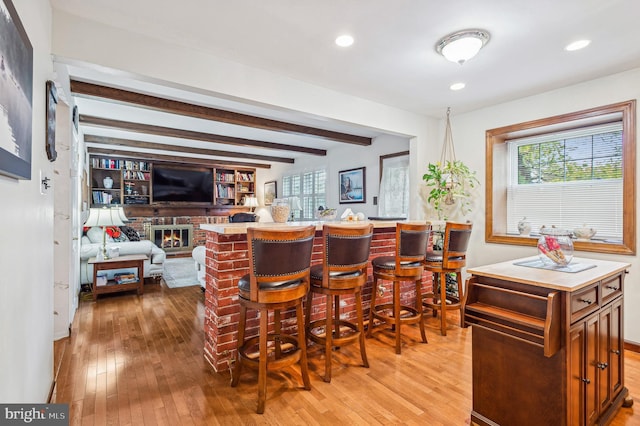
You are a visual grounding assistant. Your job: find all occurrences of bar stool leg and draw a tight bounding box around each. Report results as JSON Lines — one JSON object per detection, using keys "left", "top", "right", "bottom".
{"left": 355, "top": 290, "right": 369, "bottom": 368}
{"left": 415, "top": 279, "right": 427, "bottom": 344}
{"left": 457, "top": 273, "right": 465, "bottom": 328}
{"left": 257, "top": 308, "right": 268, "bottom": 414}
{"left": 367, "top": 277, "right": 379, "bottom": 338}
{"left": 440, "top": 272, "right": 448, "bottom": 336}
{"left": 324, "top": 293, "right": 333, "bottom": 382}
{"left": 231, "top": 305, "right": 247, "bottom": 387}
{"left": 394, "top": 279, "right": 402, "bottom": 354}
{"left": 274, "top": 310, "right": 282, "bottom": 359}
{"left": 296, "top": 301, "right": 311, "bottom": 390}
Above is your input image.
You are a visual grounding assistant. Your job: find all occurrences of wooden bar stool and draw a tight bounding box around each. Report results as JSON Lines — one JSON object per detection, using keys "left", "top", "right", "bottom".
{"left": 230, "top": 225, "right": 315, "bottom": 414}
{"left": 422, "top": 221, "right": 472, "bottom": 336}
{"left": 367, "top": 222, "right": 431, "bottom": 354}
{"left": 305, "top": 223, "right": 373, "bottom": 382}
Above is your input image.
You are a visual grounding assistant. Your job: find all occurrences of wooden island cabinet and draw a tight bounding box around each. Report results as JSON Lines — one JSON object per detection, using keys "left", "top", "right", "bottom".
{"left": 464, "top": 256, "right": 632, "bottom": 426}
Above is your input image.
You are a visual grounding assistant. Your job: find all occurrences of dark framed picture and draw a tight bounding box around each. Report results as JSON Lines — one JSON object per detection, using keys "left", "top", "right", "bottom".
{"left": 339, "top": 167, "right": 366, "bottom": 204}
{"left": 264, "top": 180, "right": 277, "bottom": 205}
{"left": 0, "top": 0, "right": 34, "bottom": 179}
{"left": 45, "top": 80, "right": 57, "bottom": 162}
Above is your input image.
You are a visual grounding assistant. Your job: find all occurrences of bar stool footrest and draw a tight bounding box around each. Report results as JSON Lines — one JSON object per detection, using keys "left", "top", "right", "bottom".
{"left": 238, "top": 334, "right": 302, "bottom": 371}
{"left": 308, "top": 319, "right": 361, "bottom": 347}
{"left": 371, "top": 303, "right": 422, "bottom": 326}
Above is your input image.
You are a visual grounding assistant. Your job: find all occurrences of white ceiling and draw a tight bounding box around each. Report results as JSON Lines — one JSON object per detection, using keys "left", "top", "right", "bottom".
{"left": 50, "top": 0, "right": 640, "bottom": 166}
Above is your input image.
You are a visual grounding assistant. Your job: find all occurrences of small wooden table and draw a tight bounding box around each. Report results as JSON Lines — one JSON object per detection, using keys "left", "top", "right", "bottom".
{"left": 88, "top": 254, "right": 147, "bottom": 301}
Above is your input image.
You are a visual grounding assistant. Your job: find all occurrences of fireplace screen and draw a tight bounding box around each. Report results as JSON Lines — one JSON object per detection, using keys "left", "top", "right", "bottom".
{"left": 150, "top": 225, "right": 194, "bottom": 252}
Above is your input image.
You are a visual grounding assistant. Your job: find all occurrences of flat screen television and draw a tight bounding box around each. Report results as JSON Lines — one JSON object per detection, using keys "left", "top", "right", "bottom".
{"left": 152, "top": 165, "right": 213, "bottom": 203}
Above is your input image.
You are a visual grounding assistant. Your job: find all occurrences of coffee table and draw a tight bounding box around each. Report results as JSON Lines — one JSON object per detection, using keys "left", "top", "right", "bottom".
{"left": 88, "top": 254, "right": 147, "bottom": 301}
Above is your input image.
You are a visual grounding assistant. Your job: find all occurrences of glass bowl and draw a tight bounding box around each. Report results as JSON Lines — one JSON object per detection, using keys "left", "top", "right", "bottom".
{"left": 315, "top": 208, "right": 337, "bottom": 221}
{"left": 537, "top": 226, "right": 574, "bottom": 266}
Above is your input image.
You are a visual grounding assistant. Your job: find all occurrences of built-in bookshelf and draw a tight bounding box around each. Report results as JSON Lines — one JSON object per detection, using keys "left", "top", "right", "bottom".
{"left": 89, "top": 156, "right": 256, "bottom": 208}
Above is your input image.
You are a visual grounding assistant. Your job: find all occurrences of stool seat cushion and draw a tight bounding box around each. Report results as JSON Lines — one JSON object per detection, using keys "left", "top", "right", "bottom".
{"left": 309, "top": 264, "right": 363, "bottom": 282}
{"left": 372, "top": 255, "right": 422, "bottom": 270}
{"left": 238, "top": 273, "right": 304, "bottom": 299}
{"left": 425, "top": 250, "right": 464, "bottom": 264}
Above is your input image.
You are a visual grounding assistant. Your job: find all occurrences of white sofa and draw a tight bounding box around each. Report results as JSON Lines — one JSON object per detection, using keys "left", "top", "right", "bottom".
{"left": 80, "top": 228, "right": 166, "bottom": 285}
{"left": 192, "top": 245, "right": 206, "bottom": 289}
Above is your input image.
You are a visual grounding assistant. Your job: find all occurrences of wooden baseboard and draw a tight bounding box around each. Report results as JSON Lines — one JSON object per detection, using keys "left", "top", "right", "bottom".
{"left": 625, "top": 340, "right": 640, "bottom": 353}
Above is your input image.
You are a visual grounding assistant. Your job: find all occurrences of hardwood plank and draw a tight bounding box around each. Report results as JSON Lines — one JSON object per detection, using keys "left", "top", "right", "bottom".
{"left": 54, "top": 281, "right": 640, "bottom": 424}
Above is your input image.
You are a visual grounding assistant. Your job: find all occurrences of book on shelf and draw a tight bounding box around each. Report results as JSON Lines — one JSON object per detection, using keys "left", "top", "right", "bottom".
{"left": 114, "top": 272, "right": 138, "bottom": 284}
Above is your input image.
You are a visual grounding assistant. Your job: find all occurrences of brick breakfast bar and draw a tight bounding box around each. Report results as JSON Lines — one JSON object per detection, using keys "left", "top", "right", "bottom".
{"left": 200, "top": 220, "right": 434, "bottom": 372}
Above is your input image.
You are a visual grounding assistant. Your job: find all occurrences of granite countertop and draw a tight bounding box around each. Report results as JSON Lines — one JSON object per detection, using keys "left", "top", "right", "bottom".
{"left": 200, "top": 219, "right": 406, "bottom": 235}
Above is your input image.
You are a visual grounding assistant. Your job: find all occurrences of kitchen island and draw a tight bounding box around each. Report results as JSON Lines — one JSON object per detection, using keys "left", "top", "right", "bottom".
{"left": 199, "top": 220, "right": 432, "bottom": 372}
{"left": 464, "top": 256, "right": 632, "bottom": 426}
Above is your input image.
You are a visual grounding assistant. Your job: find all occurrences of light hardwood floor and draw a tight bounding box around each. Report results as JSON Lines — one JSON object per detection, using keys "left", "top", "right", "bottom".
{"left": 53, "top": 281, "right": 639, "bottom": 425}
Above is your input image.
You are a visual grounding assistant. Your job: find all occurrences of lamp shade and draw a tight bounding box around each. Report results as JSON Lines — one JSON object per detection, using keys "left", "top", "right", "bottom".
{"left": 110, "top": 206, "right": 130, "bottom": 223}
{"left": 287, "top": 196, "right": 302, "bottom": 211}
{"left": 84, "top": 207, "right": 125, "bottom": 227}
{"left": 243, "top": 196, "right": 259, "bottom": 208}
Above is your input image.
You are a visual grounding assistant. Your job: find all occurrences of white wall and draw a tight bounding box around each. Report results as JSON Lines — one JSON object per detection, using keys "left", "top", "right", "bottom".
{"left": 422, "top": 68, "right": 640, "bottom": 344}
{"left": 0, "top": 0, "right": 54, "bottom": 402}
{"left": 257, "top": 134, "right": 410, "bottom": 219}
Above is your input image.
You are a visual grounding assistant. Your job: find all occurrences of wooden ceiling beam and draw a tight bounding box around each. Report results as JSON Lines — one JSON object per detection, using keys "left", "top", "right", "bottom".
{"left": 87, "top": 148, "right": 271, "bottom": 169}
{"left": 71, "top": 80, "right": 372, "bottom": 146}
{"left": 84, "top": 135, "right": 294, "bottom": 164}
{"left": 80, "top": 115, "right": 326, "bottom": 156}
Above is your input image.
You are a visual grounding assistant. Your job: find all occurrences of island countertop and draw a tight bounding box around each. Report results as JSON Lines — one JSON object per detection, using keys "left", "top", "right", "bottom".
{"left": 200, "top": 219, "right": 404, "bottom": 234}
{"left": 467, "top": 255, "right": 630, "bottom": 292}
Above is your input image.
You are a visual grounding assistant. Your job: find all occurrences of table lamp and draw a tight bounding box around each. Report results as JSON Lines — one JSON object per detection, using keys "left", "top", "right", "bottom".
{"left": 84, "top": 206, "right": 125, "bottom": 260}
{"left": 287, "top": 196, "right": 302, "bottom": 221}
{"left": 243, "top": 195, "right": 259, "bottom": 212}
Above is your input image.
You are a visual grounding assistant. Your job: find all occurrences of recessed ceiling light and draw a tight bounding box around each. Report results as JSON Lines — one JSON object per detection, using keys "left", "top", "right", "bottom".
{"left": 450, "top": 82, "right": 466, "bottom": 91}
{"left": 565, "top": 40, "right": 591, "bottom": 51}
{"left": 335, "top": 34, "right": 354, "bottom": 47}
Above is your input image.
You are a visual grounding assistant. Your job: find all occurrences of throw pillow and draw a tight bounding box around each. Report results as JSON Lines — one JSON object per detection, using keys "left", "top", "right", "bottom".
{"left": 120, "top": 226, "right": 141, "bottom": 242}
{"left": 86, "top": 226, "right": 114, "bottom": 244}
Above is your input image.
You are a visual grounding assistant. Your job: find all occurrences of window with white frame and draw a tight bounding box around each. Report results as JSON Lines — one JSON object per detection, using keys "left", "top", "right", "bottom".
{"left": 506, "top": 123, "right": 623, "bottom": 241}
{"left": 486, "top": 100, "right": 635, "bottom": 255}
{"left": 282, "top": 169, "right": 326, "bottom": 220}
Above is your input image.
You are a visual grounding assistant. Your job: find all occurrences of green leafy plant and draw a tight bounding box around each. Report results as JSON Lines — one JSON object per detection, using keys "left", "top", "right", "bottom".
{"left": 422, "top": 160, "right": 479, "bottom": 220}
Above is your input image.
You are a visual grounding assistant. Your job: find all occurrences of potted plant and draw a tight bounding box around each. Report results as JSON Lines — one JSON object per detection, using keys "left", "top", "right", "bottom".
{"left": 422, "top": 160, "right": 479, "bottom": 220}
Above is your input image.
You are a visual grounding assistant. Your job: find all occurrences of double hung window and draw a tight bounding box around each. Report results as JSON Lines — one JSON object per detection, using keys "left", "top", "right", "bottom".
{"left": 486, "top": 100, "right": 635, "bottom": 255}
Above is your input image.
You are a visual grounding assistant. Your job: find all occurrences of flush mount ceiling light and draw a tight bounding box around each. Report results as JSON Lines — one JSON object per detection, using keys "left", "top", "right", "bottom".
{"left": 436, "top": 29, "right": 490, "bottom": 64}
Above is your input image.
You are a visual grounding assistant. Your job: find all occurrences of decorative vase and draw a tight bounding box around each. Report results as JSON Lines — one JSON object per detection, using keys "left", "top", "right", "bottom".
{"left": 517, "top": 217, "right": 531, "bottom": 236}
{"left": 537, "top": 226, "right": 573, "bottom": 266}
{"left": 573, "top": 224, "right": 597, "bottom": 240}
{"left": 271, "top": 198, "right": 290, "bottom": 223}
{"left": 103, "top": 176, "right": 114, "bottom": 189}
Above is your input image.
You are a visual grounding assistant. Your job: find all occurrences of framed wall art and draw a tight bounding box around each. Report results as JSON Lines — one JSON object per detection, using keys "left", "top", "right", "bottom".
{"left": 264, "top": 180, "right": 277, "bottom": 205}
{"left": 339, "top": 167, "right": 366, "bottom": 204}
{"left": 0, "top": 0, "right": 34, "bottom": 179}
{"left": 45, "top": 80, "right": 57, "bottom": 162}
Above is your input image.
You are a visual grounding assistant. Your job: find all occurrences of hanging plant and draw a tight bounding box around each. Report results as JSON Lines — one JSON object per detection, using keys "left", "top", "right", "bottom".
{"left": 422, "top": 108, "right": 479, "bottom": 220}
{"left": 423, "top": 160, "right": 479, "bottom": 219}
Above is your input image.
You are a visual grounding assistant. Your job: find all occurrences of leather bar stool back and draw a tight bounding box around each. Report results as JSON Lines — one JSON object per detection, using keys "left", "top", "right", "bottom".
{"left": 230, "top": 225, "right": 315, "bottom": 414}
{"left": 305, "top": 223, "right": 373, "bottom": 382}
{"left": 423, "top": 221, "right": 473, "bottom": 336}
{"left": 367, "top": 222, "right": 431, "bottom": 354}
